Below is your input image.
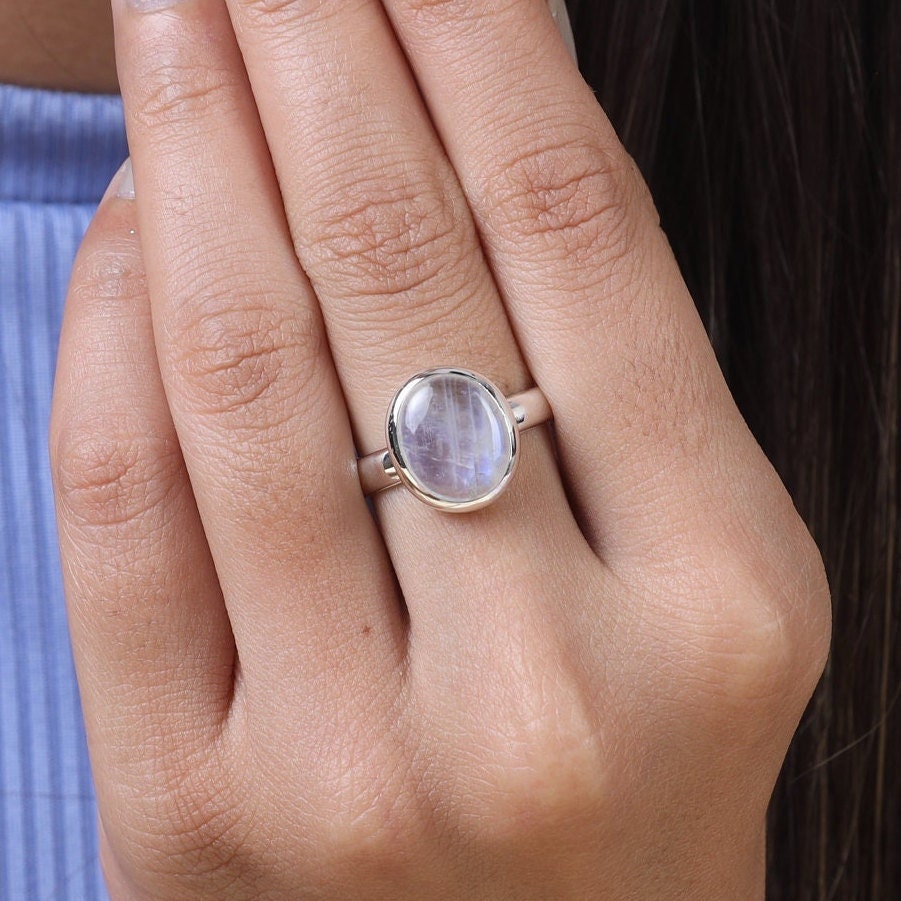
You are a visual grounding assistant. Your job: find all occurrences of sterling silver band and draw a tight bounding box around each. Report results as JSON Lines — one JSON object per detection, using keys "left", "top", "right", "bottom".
{"left": 358, "top": 370, "right": 552, "bottom": 509}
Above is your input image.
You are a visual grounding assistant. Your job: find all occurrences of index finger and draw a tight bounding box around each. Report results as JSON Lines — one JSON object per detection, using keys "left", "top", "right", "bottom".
{"left": 383, "top": 0, "right": 795, "bottom": 563}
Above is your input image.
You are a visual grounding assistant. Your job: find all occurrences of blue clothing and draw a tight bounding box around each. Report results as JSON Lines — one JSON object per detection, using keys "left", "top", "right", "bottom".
{"left": 1, "top": 83, "right": 128, "bottom": 901}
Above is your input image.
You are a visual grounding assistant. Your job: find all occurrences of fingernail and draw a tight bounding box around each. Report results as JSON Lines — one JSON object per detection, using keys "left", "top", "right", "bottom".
{"left": 108, "top": 158, "right": 135, "bottom": 201}
{"left": 126, "top": 0, "right": 184, "bottom": 11}
{"left": 548, "top": 0, "right": 578, "bottom": 64}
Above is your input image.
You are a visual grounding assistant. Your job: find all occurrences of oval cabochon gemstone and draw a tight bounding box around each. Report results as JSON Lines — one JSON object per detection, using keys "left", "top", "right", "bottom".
{"left": 393, "top": 371, "right": 514, "bottom": 504}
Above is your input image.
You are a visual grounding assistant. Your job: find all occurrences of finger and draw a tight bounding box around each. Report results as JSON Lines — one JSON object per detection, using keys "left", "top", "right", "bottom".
{"left": 225, "top": 0, "right": 527, "bottom": 436}
{"left": 223, "top": 0, "right": 589, "bottom": 631}
{"left": 383, "top": 0, "right": 794, "bottom": 563}
{"left": 111, "top": 0, "right": 405, "bottom": 705}
{"left": 50, "top": 162, "right": 235, "bottom": 770}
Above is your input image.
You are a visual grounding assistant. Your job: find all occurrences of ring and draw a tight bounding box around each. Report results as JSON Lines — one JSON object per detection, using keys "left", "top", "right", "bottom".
{"left": 358, "top": 368, "right": 553, "bottom": 512}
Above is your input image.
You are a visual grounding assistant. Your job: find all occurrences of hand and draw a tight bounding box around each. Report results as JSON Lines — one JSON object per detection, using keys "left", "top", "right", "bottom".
{"left": 50, "top": 0, "right": 830, "bottom": 897}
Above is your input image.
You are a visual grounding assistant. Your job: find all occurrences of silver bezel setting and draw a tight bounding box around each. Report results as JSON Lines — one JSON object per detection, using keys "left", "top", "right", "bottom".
{"left": 385, "top": 368, "right": 520, "bottom": 513}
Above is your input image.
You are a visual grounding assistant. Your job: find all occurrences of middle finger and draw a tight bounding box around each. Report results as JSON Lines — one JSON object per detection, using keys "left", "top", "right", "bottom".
{"left": 225, "top": 0, "right": 589, "bottom": 636}
{"left": 113, "top": 0, "right": 405, "bottom": 705}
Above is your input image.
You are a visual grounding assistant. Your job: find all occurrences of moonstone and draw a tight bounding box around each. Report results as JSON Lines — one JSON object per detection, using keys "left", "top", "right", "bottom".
{"left": 393, "top": 371, "right": 513, "bottom": 504}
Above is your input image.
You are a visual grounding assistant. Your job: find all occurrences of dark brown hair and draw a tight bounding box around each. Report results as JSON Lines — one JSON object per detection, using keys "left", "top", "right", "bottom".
{"left": 566, "top": 1, "right": 900, "bottom": 897}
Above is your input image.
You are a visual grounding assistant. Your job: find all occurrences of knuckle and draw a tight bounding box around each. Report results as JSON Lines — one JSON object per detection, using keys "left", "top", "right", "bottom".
{"left": 51, "top": 421, "right": 183, "bottom": 530}
{"left": 119, "top": 750, "right": 261, "bottom": 896}
{"left": 487, "top": 135, "right": 646, "bottom": 268}
{"left": 752, "top": 520, "right": 832, "bottom": 695}
{"left": 308, "top": 171, "right": 466, "bottom": 306}
{"left": 232, "top": 0, "right": 319, "bottom": 27}
{"left": 233, "top": 0, "right": 301, "bottom": 19}
{"left": 168, "top": 301, "right": 321, "bottom": 422}
{"left": 156, "top": 784, "right": 251, "bottom": 881}
{"left": 405, "top": 0, "right": 478, "bottom": 21}
{"left": 484, "top": 750, "right": 606, "bottom": 849}
{"left": 131, "top": 57, "right": 240, "bottom": 134}
{"left": 232, "top": 0, "right": 359, "bottom": 33}
{"left": 70, "top": 237, "right": 146, "bottom": 307}
{"left": 456, "top": 678, "right": 609, "bottom": 847}
{"left": 314, "top": 795, "right": 420, "bottom": 885}
{"left": 689, "top": 524, "right": 832, "bottom": 713}
{"left": 296, "top": 740, "right": 422, "bottom": 888}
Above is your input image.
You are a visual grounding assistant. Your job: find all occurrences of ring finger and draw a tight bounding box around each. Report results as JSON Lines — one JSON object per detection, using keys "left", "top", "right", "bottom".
{"left": 224, "top": 0, "right": 589, "bottom": 651}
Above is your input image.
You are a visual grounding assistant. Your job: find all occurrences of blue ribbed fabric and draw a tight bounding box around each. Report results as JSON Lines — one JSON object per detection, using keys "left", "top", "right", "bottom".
{"left": 1, "top": 83, "right": 128, "bottom": 901}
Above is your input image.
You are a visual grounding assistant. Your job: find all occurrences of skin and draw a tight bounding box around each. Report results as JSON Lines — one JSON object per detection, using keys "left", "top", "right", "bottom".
{"left": 46, "top": 0, "right": 832, "bottom": 897}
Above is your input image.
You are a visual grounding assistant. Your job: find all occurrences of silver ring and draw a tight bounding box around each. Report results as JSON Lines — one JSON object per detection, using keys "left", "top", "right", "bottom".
{"left": 358, "top": 367, "right": 552, "bottom": 512}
